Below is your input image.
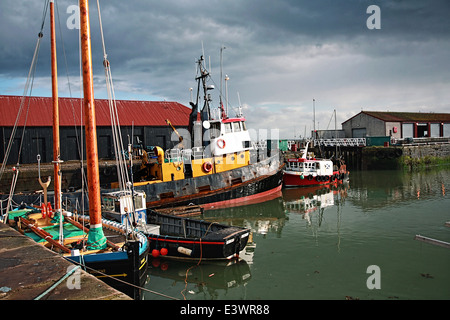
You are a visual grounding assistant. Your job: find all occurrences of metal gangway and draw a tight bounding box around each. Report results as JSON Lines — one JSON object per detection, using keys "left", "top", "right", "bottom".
{"left": 313, "top": 138, "right": 366, "bottom": 147}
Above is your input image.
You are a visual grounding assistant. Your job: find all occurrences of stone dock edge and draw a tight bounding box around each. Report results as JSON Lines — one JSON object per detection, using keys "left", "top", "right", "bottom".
{"left": 0, "top": 222, "right": 132, "bottom": 300}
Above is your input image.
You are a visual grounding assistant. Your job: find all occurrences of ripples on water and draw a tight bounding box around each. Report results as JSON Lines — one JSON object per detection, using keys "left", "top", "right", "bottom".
{"left": 144, "top": 168, "right": 450, "bottom": 300}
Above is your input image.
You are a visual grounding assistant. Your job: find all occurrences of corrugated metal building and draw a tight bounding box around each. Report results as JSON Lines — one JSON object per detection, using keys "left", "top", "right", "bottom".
{"left": 342, "top": 111, "right": 450, "bottom": 139}
{"left": 0, "top": 95, "right": 190, "bottom": 164}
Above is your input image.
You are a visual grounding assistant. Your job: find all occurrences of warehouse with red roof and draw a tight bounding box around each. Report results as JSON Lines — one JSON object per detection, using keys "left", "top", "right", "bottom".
{"left": 0, "top": 95, "right": 191, "bottom": 164}
{"left": 342, "top": 111, "right": 450, "bottom": 140}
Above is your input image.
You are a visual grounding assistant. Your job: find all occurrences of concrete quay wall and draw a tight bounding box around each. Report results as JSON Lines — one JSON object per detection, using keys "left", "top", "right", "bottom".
{"left": 0, "top": 222, "right": 131, "bottom": 300}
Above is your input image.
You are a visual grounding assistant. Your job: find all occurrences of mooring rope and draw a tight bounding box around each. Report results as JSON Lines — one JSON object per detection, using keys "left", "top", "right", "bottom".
{"left": 34, "top": 265, "right": 81, "bottom": 300}
{"left": 69, "top": 258, "right": 180, "bottom": 300}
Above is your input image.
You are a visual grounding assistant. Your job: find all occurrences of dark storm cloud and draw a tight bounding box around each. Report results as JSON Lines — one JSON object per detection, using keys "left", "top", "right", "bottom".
{"left": 1, "top": 0, "right": 449, "bottom": 138}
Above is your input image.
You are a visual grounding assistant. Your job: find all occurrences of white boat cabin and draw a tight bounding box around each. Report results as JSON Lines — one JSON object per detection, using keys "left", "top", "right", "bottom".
{"left": 285, "top": 158, "right": 334, "bottom": 177}
{"left": 207, "top": 117, "right": 253, "bottom": 157}
{"left": 102, "top": 190, "right": 147, "bottom": 226}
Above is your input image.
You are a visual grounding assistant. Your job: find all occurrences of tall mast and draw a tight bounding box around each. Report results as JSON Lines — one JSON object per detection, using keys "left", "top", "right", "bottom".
{"left": 50, "top": 0, "right": 61, "bottom": 212}
{"left": 79, "top": 0, "right": 106, "bottom": 250}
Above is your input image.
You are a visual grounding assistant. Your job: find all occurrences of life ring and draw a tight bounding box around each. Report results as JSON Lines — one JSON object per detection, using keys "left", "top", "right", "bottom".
{"left": 41, "top": 203, "right": 47, "bottom": 218}
{"left": 47, "top": 202, "right": 53, "bottom": 218}
{"left": 217, "top": 139, "right": 226, "bottom": 149}
{"left": 202, "top": 161, "right": 213, "bottom": 172}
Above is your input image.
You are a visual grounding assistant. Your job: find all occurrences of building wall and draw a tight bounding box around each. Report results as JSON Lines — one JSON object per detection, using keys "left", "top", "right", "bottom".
{"left": 343, "top": 113, "right": 450, "bottom": 139}
{"left": 342, "top": 113, "right": 385, "bottom": 137}
{"left": 385, "top": 121, "right": 402, "bottom": 139}
{"left": 1, "top": 125, "right": 188, "bottom": 165}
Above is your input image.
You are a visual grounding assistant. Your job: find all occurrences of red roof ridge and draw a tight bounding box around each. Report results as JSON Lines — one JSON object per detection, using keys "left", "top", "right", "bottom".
{"left": 343, "top": 110, "right": 450, "bottom": 123}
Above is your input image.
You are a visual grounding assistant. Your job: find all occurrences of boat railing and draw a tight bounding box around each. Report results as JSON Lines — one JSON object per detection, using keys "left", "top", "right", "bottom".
{"left": 252, "top": 140, "right": 267, "bottom": 150}
{"left": 165, "top": 148, "right": 183, "bottom": 162}
{"left": 192, "top": 146, "right": 205, "bottom": 160}
{"left": 179, "top": 147, "right": 204, "bottom": 163}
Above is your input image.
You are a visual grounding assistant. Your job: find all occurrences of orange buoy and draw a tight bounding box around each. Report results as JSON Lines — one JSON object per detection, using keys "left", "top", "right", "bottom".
{"left": 160, "top": 247, "right": 168, "bottom": 256}
{"left": 151, "top": 249, "right": 160, "bottom": 258}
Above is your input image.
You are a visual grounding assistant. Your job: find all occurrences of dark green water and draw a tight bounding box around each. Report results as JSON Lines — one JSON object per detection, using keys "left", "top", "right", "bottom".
{"left": 143, "top": 168, "right": 450, "bottom": 300}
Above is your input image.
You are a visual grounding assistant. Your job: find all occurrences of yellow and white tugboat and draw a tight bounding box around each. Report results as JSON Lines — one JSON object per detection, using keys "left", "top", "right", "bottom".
{"left": 111, "top": 55, "right": 283, "bottom": 210}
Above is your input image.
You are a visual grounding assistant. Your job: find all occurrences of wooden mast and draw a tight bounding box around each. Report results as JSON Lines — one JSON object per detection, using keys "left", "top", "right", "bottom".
{"left": 50, "top": 0, "right": 61, "bottom": 212}
{"left": 79, "top": 0, "right": 106, "bottom": 249}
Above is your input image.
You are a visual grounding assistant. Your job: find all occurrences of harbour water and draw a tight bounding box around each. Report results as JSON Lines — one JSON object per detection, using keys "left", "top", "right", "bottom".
{"left": 143, "top": 167, "right": 450, "bottom": 300}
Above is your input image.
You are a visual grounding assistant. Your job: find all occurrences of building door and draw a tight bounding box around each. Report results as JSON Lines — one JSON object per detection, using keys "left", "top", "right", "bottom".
{"left": 7, "top": 138, "right": 23, "bottom": 165}
{"left": 444, "top": 124, "right": 450, "bottom": 137}
{"left": 155, "top": 135, "right": 167, "bottom": 149}
{"left": 98, "top": 135, "right": 112, "bottom": 159}
{"left": 430, "top": 123, "right": 440, "bottom": 137}
{"left": 417, "top": 123, "right": 428, "bottom": 137}
{"left": 402, "top": 123, "right": 413, "bottom": 138}
{"left": 352, "top": 128, "right": 366, "bottom": 138}
{"left": 65, "top": 136, "right": 81, "bottom": 160}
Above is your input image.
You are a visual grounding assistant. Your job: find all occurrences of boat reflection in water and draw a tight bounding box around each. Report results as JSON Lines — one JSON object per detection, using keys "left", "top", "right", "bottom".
{"left": 203, "top": 196, "right": 287, "bottom": 239}
{"left": 143, "top": 196, "right": 285, "bottom": 300}
{"left": 145, "top": 258, "right": 251, "bottom": 300}
{"left": 283, "top": 182, "right": 348, "bottom": 225}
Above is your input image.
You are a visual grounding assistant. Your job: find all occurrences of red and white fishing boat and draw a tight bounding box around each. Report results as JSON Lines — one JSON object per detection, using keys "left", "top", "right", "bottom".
{"left": 283, "top": 142, "right": 348, "bottom": 188}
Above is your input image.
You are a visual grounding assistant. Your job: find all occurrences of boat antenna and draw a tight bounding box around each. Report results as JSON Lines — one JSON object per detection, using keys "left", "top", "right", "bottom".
{"left": 201, "top": 41, "right": 205, "bottom": 61}
{"left": 237, "top": 91, "right": 243, "bottom": 117}
{"left": 220, "top": 46, "right": 226, "bottom": 113}
{"left": 313, "top": 98, "right": 316, "bottom": 140}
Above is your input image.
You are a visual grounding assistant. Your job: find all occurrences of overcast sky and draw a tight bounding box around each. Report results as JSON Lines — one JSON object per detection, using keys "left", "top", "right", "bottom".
{"left": 1, "top": 0, "right": 449, "bottom": 139}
